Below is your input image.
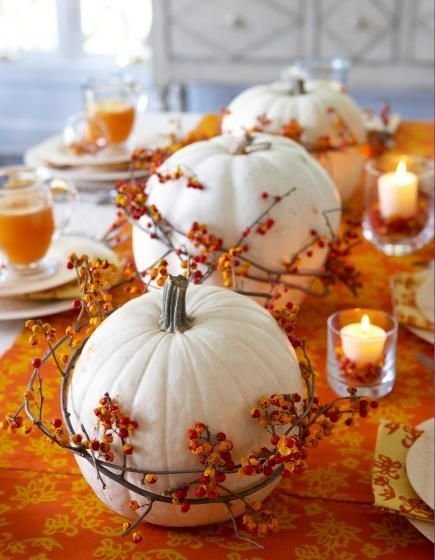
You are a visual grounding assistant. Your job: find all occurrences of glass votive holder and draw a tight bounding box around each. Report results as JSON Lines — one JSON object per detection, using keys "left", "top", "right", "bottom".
{"left": 363, "top": 154, "right": 434, "bottom": 256}
{"left": 327, "top": 309, "right": 398, "bottom": 398}
{"left": 281, "top": 57, "right": 351, "bottom": 87}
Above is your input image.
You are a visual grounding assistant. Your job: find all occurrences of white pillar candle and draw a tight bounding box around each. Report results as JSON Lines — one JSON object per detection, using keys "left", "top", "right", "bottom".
{"left": 378, "top": 161, "right": 418, "bottom": 219}
{"left": 340, "top": 314, "right": 387, "bottom": 366}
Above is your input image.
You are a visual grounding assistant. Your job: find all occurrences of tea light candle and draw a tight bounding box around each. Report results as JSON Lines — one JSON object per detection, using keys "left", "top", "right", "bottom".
{"left": 378, "top": 161, "right": 418, "bottom": 219}
{"left": 340, "top": 314, "right": 387, "bottom": 366}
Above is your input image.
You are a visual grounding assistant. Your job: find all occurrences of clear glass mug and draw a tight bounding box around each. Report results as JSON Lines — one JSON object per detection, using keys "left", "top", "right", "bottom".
{"left": 0, "top": 167, "right": 78, "bottom": 279}
{"left": 82, "top": 76, "right": 140, "bottom": 145}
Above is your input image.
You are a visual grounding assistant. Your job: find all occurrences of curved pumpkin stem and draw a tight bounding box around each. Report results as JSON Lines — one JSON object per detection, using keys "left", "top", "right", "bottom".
{"left": 291, "top": 78, "right": 307, "bottom": 95}
{"left": 229, "top": 132, "right": 271, "bottom": 155}
{"left": 160, "top": 275, "right": 193, "bottom": 333}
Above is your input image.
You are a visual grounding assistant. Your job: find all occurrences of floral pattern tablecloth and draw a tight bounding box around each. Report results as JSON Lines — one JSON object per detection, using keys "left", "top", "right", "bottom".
{"left": 0, "top": 121, "right": 433, "bottom": 560}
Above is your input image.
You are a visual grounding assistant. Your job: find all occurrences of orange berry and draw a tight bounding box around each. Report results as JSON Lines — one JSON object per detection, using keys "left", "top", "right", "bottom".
{"left": 180, "top": 501, "right": 190, "bottom": 513}
{"left": 131, "top": 531, "right": 143, "bottom": 543}
{"left": 128, "top": 500, "right": 140, "bottom": 511}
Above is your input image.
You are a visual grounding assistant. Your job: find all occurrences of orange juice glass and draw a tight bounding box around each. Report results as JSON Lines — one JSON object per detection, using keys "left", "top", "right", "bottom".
{"left": 83, "top": 77, "right": 139, "bottom": 144}
{"left": 0, "top": 168, "right": 77, "bottom": 279}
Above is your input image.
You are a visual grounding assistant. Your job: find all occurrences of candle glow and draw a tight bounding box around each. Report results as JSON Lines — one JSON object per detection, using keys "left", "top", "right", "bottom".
{"left": 377, "top": 160, "right": 418, "bottom": 219}
{"left": 340, "top": 314, "right": 387, "bottom": 366}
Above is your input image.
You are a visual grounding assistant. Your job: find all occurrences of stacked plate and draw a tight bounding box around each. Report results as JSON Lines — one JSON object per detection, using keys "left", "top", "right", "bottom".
{"left": 391, "top": 263, "right": 434, "bottom": 344}
{"left": 23, "top": 113, "right": 203, "bottom": 191}
{"left": 406, "top": 418, "right": 435, "bottom": 541}
{"left": 0, "top": 235, "right": 119, "bottom": 321}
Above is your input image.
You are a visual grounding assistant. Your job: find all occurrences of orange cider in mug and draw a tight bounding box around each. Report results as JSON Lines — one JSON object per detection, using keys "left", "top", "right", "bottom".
{"left": 91, "top": 99, "right": 135, "bottom": 144}
{"left": 0, "top": 197, "right": 54, "bottom": 265}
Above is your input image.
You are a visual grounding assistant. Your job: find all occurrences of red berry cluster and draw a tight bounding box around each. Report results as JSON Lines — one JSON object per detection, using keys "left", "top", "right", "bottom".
{"left": 186, "top": 176, "right": 205, "bottom": 190}
{"left": 25, "top": 320, "right": 56, "bottom": 347}
{"left": 64, "top": 254, "right": 118, "bottom": 342}
{"left": 187, "top": 222, "right": 223, "bottom": 253}
{"left": 155, "top": 166, "right": 205, "bottom": 190}
{"left": 256, "top": 217, "right": 275, "bottom": 235}
{"left": 1, "top": 414, "right": 32, "bottom": 435}
{"left": 250, "top": 393, "right": 301, "bottom": 429}
{"left": 217, "top": 247, "right": 250, "bottom": 288}
{"left": 130, "top": 146, "right": 172, "bottom": 173}
{"left": 322, "top": 220, "right": 362, "bottom": 295}
{"left": 268, "top": 301, "right": 300, "bottom": 342}
{"left": 337, "top": 348, "right": 383, "bottom": 384}
{"left": 116, "top": 180, "right": 148, "bottom": 220}
{"left": 146, "top": 258, "right": 169, "bottom": 288}
{"left": 155, "top": 167, "right": 183, "bottom": 183}
{"left": 88, "top": 394, "right": 138, "bottom": 461}
{"left": 368, "top": 203, "right": 428, "bottom": 238}
{"left": 243, "top": 502, "right": 278, "bottom": 536}
{"left": 187, "top": 422, "right": 236, "bottom": 502}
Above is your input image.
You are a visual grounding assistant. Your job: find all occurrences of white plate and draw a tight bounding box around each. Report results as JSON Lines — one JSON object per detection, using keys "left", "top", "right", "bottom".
{"left": 0, "top": 235, "right": 119, "bottom": 298}
{"left": 31, "top": 134, "right": 133, "bottom": 168}
{"left": 407, "top": 418, "right": 435, "bottom": 542}
{"left": 24, "top": 112, "right": 203, "bottom": 178}
{"left": 391, "top": 268, "right": 434, "bottom": 345}
{"left": 406, "top": 418, "right": 434, "bottom": 510}
{"left": 0, "top": 298, "right": 73, "bottom": 321}
{"left": 407, "top": 326, "right": 434, "bottom": 345}
{"left": 416, "top": 264, "right": 434, "bottom": 324}
{"left": 408, "top": 518, "right": 434, "bottom": 543}
{"left": 24, "top": 147, "right": 149, "bottom": 184}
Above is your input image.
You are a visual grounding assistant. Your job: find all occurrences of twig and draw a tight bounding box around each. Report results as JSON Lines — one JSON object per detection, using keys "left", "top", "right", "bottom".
{"left": 121, "top": 500, "right": 154, "bottom": 537}
{"left": 225, "top": 503, "right": 264, "bottom": 550}
{"left": 81, "top": 423, "right": 106, "bottom": 490}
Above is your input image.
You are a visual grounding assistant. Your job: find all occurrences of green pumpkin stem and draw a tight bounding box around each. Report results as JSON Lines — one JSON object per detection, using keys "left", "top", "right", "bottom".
{"left": 160, "top": 275, "right": 193, "bottom": 333}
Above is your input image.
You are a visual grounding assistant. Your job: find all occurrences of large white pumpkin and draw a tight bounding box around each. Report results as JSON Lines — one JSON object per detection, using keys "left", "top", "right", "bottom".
{"left": 68, "top": 278, "right": 302, "bottom": 527}
{"left": 133, "top": 132, "right": 341, "bottom": 305}
{"left": 222, "top": 80, "right": 367, "bottom": 202}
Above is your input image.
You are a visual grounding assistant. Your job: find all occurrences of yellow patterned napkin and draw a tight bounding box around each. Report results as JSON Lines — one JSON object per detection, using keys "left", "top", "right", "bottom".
{"left": 391, "top": 270, "right": 434, "bottom": 331}
{"left": 373, "top": 420, "right": 434, "bottom": 522}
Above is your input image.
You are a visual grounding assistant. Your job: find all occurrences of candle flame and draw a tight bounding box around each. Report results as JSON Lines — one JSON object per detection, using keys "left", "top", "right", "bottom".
{"left": 395, "top": 161, "right": 407, "bottom": 183}
{"left": 361, "top": 314, "right": 371, "bottom": 334}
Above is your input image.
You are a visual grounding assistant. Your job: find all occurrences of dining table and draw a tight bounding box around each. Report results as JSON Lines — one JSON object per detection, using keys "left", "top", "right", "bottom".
{"left": 0, "top": 118, "right": 433, "bottom": 560}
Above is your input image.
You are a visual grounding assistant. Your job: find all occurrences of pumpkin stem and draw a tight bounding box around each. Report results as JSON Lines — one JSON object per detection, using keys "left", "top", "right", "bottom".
{"left": 160, "top": 275, "right": 193, "bottom": 333}
{"left": 291, "top": 78, "right": 306, "bottom": 95}
{"left": 229, "top": 132, "right": 271, "bottom": 155}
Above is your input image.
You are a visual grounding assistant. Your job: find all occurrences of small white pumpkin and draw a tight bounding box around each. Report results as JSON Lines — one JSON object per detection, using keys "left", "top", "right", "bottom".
{"left": 222, "top": 80, "right": 367, "bottom": 201}
{"left": 133, "top": 132, "right": 341, "bottom": 305}
{"left": 68, "top": 276, "right": 302, "bottom": 527}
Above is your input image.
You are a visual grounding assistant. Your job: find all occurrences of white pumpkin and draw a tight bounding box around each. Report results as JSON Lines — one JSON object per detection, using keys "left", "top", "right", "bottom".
{"left": 222, "top": 80, "right": 367, "bottom": 202}
{"left": 133, "top": 132, "right": 341, "bottom": 305}
{"left": 68, "top": 277, "right": 302, "bottom": 527}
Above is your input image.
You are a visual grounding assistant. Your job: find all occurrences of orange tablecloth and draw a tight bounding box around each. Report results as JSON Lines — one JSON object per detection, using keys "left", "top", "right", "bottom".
{"left": 0, "top": 121, "right": 433, "bottom": 560}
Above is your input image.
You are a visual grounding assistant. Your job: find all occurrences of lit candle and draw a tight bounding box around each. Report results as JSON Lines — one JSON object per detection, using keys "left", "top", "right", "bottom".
{"left": 340, "top": 314, "right": 387, "bottom": 366}
{"left": 378, "top": 161, "right": 418, "bottom": 219}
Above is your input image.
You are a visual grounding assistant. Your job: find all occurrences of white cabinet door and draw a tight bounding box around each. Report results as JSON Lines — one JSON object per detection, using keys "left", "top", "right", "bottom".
{"left": 167, "top": 0, "right": 305, "bottom": 62}
{"left": 313, "top": 0, "right": 400, "bottom": 63}
{"left": 151, "top": 0, "right": 433, "bottom": 90}
{"left": 403, "top": 0, "right": 433, "bottom": 63}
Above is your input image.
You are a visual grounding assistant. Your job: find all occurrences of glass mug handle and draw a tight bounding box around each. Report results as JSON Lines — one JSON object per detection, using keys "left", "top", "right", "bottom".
{"left": 48, "top": 179, "right": 79, "bottom": 238}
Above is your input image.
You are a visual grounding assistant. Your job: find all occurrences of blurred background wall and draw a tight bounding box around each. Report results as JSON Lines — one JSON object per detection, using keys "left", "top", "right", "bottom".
{"left": 0, "top": 0, "right": 432, "bottom": 158}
